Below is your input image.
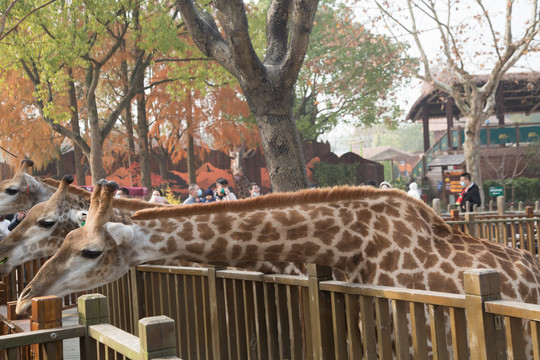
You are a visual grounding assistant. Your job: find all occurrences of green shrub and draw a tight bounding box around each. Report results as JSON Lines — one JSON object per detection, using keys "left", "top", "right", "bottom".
{"left": 312, "top": 162, "right": 359, "bottom": 187}
{"left": 483, "top": 177, "right": 540, "bottom": 204}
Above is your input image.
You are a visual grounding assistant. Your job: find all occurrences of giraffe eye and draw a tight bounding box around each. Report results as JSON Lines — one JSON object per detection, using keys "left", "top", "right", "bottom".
{"left": 81, "top": 249, "right": 103, "bottom": 259}
{"left": 5, "top": 188, "right": 18, "bottom": 196}
{"left": 38, "top": 220, "right": 55, "bottom": 229}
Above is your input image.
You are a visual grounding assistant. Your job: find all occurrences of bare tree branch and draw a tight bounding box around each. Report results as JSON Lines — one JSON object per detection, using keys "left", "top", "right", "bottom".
{"left": 0, "top": 0, "right": 57, "bottom": 41}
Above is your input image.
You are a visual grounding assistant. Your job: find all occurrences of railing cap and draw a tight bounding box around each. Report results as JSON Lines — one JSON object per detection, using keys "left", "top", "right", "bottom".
{"left": 464, "top": 269, "right": 501, "bottom": 296}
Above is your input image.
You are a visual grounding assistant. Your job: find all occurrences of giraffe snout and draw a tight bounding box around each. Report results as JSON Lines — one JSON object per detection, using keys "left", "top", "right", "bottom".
{"left": 16, "top": 286, "right": 34, "bottom": 314}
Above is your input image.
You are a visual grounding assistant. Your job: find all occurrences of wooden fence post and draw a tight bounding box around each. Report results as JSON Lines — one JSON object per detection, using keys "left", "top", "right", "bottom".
{"left": 497, "top": 196, "right": 505, "bottom": 215}
{"left": 307, "top": 264, "right": 333, "bottom": 360}
{"left": 526, "top": 206, "right": 534, "bottom": 219}
{"left": 535, "top": 201, "right": 539, "bottom": 212}
{"left": 139, "top": 315, "right": 178, "bottom": 359}
{"left": 30, "top": 295, "right": 62, "bottom": 360}
{"left": 207, "top": 265, "right": 227, "bottom": 359}
{"left": 432, "top": 198, "right": 441, "bottom": 216}
{"left": 464, "top": 269, "right": 506, "bottom": 360}
{"left": 464, "top": 213, "right": 477, "bottom": 237}
{"left": 489, "top": 200, "right": 494, "bottom": 212}
{"left": 78, "top": 293, "right": 109, "bottom": 359}
{"left": 129, "top": 266, "right": 145, "bottom": 336}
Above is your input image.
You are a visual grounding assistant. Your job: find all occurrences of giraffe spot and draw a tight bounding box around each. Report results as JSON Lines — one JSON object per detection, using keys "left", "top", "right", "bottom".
{"left": 499, "top": 273, "right": 517, "bottom": 299}
{"left": 518, "top": 263, "right": 536, "bottom": 283}
{"left": 434, "top": 238, "right": 452, "bottom": 258}
{"left": 291, "top": 242, "right": 320, "bottom": 257}
{"left": 309, "top": 206, "right": 335, "bottom": 219}
{"left": 524, "top": 288, "right": 538, "bottom": 304}
{"left": 314, "top": 219, "right": 339, "bottom": 245}
{"left": 335, "top": 231, "right": 360, "bottom": 252}
{"left": 402, "top": 253, "right": 419, "bottom": 270}
{"left": 428, "top": 271, "right": 459, "bottom": 293}
{"left": 404, "top": 207, "right": 429, "bottom": 232}
{"left": 287, "top": 225, "right": 308, "bottom": 240}
{"left": 272, "top": 209, "right": 307, "bottom": 226}
{"left": 432, "top": 223, "right": 451, "bottom": 238}
{"left": 195, "top": 214, "right": 211, "bottom": 222}
{"left": 197, "top": 224, "right": 215, "bottom": 240}
{"left": 150, "top": 234, "right": 165, "bottom": 244}
{"left": 397, "top": 273, "right": 415, "bottom": 287}
{"left": 424, "top": 254, "right": 440, "bottom": 269}
{"left": 377, "top": 273, "right": 395, "bottom": 286}
{"left": 264, "top": 244, "right": 285, "bottom": 256}
{"left": 231, "top": 245, "right": 242, "bottom": 259}
{"left": 243, "top": 245, "right": 257, "bottom": 258}
{"left": 213, "top": 214, "right": 234, "bottom": 234}
{"left": 207, "top": 238, "right": 228, "bottom": 259}
{"left": 186, "top": 242, "right": 205, "bottom": 255}
{"left": 350, "top": 221, "right": 369, "bottom": 237}
{"left": 374, "top": 215, "right": 389, "bottom": 233}
{"left": 148, "top": 220, "right": 157, "bottom": 229}
{"left": 257, "top": 223, "right": 280, "bottom": 242}
{"left": 166, "top": 237, "right": 177, "bottom": 253}
{"left": 231, "top": 231, "right": 252, "bottom": 242}
{"left": 394, "top": 220, "right": 412, "bottom": 238}
{"left": 364, "top": 233, "right": 392, "bottom": 259}
{"left": 417, "top": 235, "right": 433, "bottom": 252}
{"left": 239, "top": 212, "right": 265, "bottom": 232}
{"left": 339, "top": 208, "right": 354, "bottom": 226}
{"left": 380, "top": 250, "right": 400, "bottom": 272}
{"left": 452, "top": 252, "right": 474, "bottom": 268}
{"left": 355, "top": 209, "right": 372, "bottom": 222}
{"left": 478, "top": 252, "right": 497, "bottom": 268}
{"left": 180, "top": 222, "right": 194, "bottom": 242}
{"left": 360, "top": 260, "right": 377, "bottom": 283}
{"left": 440, "top": 262, "right": 455, "bottom": 274}
{"left": 314, "top": 249, "right": 335, "bottom": 266}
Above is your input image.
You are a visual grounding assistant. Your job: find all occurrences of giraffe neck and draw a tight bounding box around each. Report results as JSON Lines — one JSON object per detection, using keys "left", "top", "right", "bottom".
{"left": 233, "top": 174, "right": 252, "bottom": 199}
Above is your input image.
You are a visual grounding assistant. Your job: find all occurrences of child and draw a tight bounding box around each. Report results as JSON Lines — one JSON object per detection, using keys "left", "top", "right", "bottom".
{"left": 204, "top": 188, "right": 216, "bottom": 203}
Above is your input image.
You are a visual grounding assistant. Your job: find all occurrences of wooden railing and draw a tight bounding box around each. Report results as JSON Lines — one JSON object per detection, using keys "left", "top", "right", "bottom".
{"left": 0, "top": 294, "right": 180, "bottom": 359}
{"left": 86, "top": 264, "right": 540, "bottom": 359}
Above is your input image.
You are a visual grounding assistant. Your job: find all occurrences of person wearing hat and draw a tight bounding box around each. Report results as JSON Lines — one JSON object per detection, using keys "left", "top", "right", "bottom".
{"left": 379, "top": 181, "right": 392, "bottom": 189}
{"left": 204, "top": 188, "right": 216, "bottom": 203}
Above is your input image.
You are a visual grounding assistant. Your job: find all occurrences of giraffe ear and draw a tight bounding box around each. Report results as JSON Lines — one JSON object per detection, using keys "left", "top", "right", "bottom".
{"left": 103, "top": 222, "right": 134, "bottom": 246}
{"left": 23, "top": 174, "right": 41, "bottom": 192}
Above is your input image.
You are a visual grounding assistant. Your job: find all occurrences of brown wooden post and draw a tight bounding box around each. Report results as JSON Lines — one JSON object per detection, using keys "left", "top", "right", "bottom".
{"left": 0, "top": 281, "right": 5, "bottom": 305}
{"left": 464, "top": 269, "right": 506, "bottom": 360}
{"left": 307, "top": 264, "right": 334, "bottom": 360}
{"left": 31, "top": 295, "right": 62, "bottom": 360}
{"left": 78, "top": 294, "right": 109, "bottom": 359}
{"left": 207, "top": 265, "right": 227, "bottom": 359}
{"left": 422, "top": 106, "right": 430, "bottom": 152}
{"left": 450, "top": 209, "right": 460, "bottom": 231}
{"left": 497, "top": 196, "right": 505, "bottom": 215}
{"left": 464, "top": 213, "right": 477, "bottom": 237}
{"left": 446, "top": 98, "right": 454, "bottom": 148}
{"left": 526, "top": 206, "right": 534, "bottom": 218}
{"left": 6, "top": 301, "right": 24, "bottom": 321}
{"left": 516, "top": 123, "right": 520, "bottom": 146}
{"left": 457, "top": 126, "right": 463, "bottom": 150}
{"left": 129, "top": 266, "right": 145, "bottom": 336}
{"left": 139, "top": 315, "right": 178, "bottom": 359}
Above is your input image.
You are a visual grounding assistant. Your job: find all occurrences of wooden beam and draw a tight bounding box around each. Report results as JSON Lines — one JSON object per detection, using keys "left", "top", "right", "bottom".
{"left": 422, "top": 106, "right": 430, "bottom": 152}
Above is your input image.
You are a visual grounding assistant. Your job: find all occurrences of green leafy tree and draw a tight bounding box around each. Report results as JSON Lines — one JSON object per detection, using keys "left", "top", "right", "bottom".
{"left": 294, "top": 2, "right": 414, "bottom": 140}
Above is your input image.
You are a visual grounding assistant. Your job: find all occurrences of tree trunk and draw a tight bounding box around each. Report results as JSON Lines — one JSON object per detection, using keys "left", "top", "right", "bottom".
{"left": 120, "top": 43, "right": 136, "bottom": 172}
{"left": 136, "top": 92, "right": 152, "bottom": 194}
{"left": 243, "top": 83, "right": 308, "bottom": 193}
{"left": 186, "top": 91, "right": 197, "bottom": 185}
{"left": 67, "top": 72, "right": 86, "bottom": 186}
{"left": 86, "top": 66, "right": 108, "bottom": 183}
{"left": 157, "top": 151, "right": 168, "bottom": 180}
{"left": 463, "top": 116, "right": 485, "bottom": 208}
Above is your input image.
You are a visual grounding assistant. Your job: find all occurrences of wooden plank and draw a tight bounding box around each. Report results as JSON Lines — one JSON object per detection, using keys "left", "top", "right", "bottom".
{"left": 0, "top": 325, "right": 85, "bottom": 348}
{"left": 243, "top": 281, "right": 256, "bottom": 360}
{"left": 301, "top": 286, "right": 313, "bottom": 360}
{"left": 176, "top": 274, "right": 188, "bottom": 358}
{"left": 252, "top": 281, "right": 268, "bottom": 360}
{"left": 207, "top": 266, "right": 226, "bottom": 360}
{"left": 185, "top": 275, "right": 197, "bottom": 360}
{"left": 375, "top": 298, "right": 392, "bottom": 360}
{"left": 392, "top": 300, "right": 409, "bottom": 360}
{"left": 449, "top": 307, "right": 469, "bottom": 359}
{"left": 263, "top": 281, "right": 279, "bottom": 359}
{"left": 429, "top": 304, "right": 447, "bottom": 360}
{"left": 87, "top": 324, "right": 140, "bottom": 358}
{"left": 409, "top": 302, "right": 428, "bottom": 359}
{"left": 276, "top": 284, "right": 290, "bottom": 360}
{"left": 331, "top": 292, "right": 347, "bottom": 360}
{"left": 194, "top": 276, "right": 206, "bottom": 360}
{"left": 287, "top": 286, "right": 302, "bottom": 360}
{"left": 505, "top": 316, "right": 526, "bottom": 360}
{"left": 345, "top": 294, "right": 362, "bottom": 360}
{"left": 225, "top": 279, "right": 238, "bottom": 360}
{"left": 531, "top": 321, "right": 540, "bottom": 359}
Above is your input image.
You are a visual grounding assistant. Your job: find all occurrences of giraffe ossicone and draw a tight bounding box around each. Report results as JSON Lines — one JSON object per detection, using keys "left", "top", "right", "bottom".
{"left": 16, "top": 181, "right": 540, "bottom": 316}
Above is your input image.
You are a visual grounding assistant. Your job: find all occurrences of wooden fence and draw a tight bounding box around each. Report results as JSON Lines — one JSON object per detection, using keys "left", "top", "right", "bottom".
{"left": 0, "top": 294, "right": 180, "bottom": 359}
{"left": 2, "top": 269, "right": 540, "bottom": 359}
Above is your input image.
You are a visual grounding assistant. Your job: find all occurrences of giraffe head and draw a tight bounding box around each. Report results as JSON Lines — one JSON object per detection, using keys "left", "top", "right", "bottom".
{"left": 16, "top": 180, "right": 131, "bottom": 314}
{"left": 0, "top": 159, "right": 47, "bottom": 213}
{"left": 229, "top": 145, "right": 255, "bottom": 178}
{"left": 0, "top": 175, "right": 89, "bottom": 277}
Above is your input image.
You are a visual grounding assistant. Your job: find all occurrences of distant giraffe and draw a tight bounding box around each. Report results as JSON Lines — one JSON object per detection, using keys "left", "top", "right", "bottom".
{"left": 229, "top": 145, "right": 256, "bottom": 199}
{"left": 0, "top": 159, "right": 57, "bottom": 213}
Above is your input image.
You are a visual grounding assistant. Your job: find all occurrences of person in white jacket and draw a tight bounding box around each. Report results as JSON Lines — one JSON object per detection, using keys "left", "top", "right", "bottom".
{"left": 407, "top": 182, "right": 421, "bottom": 200}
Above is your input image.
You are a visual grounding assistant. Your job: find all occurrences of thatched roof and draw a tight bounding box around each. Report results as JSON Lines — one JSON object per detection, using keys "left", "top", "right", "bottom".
{"left": 406, "top": 72, "right": 540, "bottom": 121}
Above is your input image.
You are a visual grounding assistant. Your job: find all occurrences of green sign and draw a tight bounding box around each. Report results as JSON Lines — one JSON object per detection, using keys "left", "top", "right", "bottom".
{"left": 489, "top": 186, "right": 504, "bottom": 197}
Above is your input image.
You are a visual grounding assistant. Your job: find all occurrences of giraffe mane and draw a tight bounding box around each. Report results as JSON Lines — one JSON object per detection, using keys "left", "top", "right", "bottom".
{"left": 132, "top": 185, "right": 447, "bottom": 225}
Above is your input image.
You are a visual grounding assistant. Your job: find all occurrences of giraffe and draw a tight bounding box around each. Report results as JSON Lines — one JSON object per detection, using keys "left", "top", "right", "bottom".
{"left": 0, "top": 176, "right": 304, "bottom": 279}
{"left": 0, "top": 159, "right": 57, "bottom": 214}
{"left": 229, "top": 145, "right": 256, "bottom": 199}
{"left": 16, "top": 180, "right": 540, "bottom": 317}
